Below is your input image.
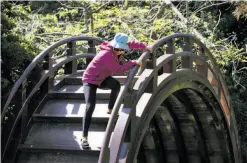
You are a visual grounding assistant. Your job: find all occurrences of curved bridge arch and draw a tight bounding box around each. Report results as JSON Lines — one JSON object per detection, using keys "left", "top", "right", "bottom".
{"left": 1, "top": 33, "right": 241, "bottom": 163}
{"left": 126, "top": 72, "right": 233, "bottom": 163}
{"left": 99, "top": 34, "right": 241, "bottom": 163}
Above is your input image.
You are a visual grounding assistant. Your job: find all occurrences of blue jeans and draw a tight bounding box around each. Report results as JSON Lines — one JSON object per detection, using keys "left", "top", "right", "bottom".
{"left": 82, "top": 76, "right": 120, "bottom": 137}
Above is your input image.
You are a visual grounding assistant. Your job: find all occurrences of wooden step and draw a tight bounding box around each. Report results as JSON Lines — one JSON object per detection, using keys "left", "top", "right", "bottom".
{"left": 53, "top": 70, "right": 138, "bottom": 87}
{"left": 16, "top": 122, "right": 105, "bottom": 163}
{"left": 17, "top": 150, "right": 99, "bottom": 163}
{"left": 23, "top": 122, "right": 106, "bottom": 149}
{"left": 63, "top": 76, "right": 136, "bottom": 85}
{"left": 33, "top": 99, "right": 110, "bottom": 123}
{"left": 18, "top": 144, "right": 100, "bottom": 153}
{"left": 33, "top": 115, "right": 109, "bottom": 123}
{"left": 48, "top": 85, "right": 124, "bottom": 100}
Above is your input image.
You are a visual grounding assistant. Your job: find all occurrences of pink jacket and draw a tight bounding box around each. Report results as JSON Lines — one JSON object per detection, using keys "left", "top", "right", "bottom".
{"left": 82, "top": 41, "right": 147, "bottom": 85}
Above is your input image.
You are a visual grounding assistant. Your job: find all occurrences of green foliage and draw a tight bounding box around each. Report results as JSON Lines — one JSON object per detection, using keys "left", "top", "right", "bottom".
{"left": 30, "top": 1, "right": 61, "bottom": 14}
{"left": 1, "top": 2, "right": 39, "bottom": 106}
{"left": 58, "top": 8, "right": 79, "bottom": 21}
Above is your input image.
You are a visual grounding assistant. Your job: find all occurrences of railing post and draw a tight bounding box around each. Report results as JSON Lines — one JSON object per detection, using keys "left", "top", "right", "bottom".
{"left": 145, "top": 54, "right": 157, "bottom": 93}
{"left": 86, "top": 40, "right": 96, "bottom": 66}
{"left": 65, "top": 41, "right": 77, "bottom": 74}
{"left": 41, "top": 53, "right": 53, "bottom": 95}
{"left": 182, "top": 37, "right": 193, "bottom": 69}
{"left": 164, "top": 39, "right": 176, "bottom": 73}
{"left": 197, "top": 47, "right": 208, "bottom": 76}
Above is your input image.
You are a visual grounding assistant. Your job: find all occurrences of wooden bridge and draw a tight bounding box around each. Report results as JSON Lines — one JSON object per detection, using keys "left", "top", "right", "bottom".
{"left": 1, "top": 34, "right": 242, "bottom": 163}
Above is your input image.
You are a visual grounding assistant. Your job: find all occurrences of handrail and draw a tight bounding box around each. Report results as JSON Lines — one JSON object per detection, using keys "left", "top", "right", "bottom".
{"left": 2, "top": 53, "right": 95, "bottom": 157}
{"left": 106, "top": 51, "right": 213, "bottom": 162}
{"left": 99, "top": 33, "right": 235, "bottom": 163}
{"left": 1, "top": 36, "right": 102, "bottom": 121}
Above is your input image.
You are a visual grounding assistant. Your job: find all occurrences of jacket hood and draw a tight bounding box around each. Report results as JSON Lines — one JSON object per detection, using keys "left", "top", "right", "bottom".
{"left": 100, "top": 42, "right": 112, "bottom": 51}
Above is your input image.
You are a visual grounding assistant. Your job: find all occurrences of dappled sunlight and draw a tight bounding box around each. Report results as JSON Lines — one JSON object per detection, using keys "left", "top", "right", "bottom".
{"left": 73, "top": 131, "right": 105, "bottom": 147}
{"left": 136, "top": 93, "right": 152, "bottom": 117}
{"left": 65, "top": 103, "right": 75, "bottom": 115}
{"left": 64, "top": 102, "right": 110, "bottom": 117}
{"left": 59, "top": 85, "right": 84, "bottom": 93}
{"left": 58, "top": 85, "right": 124, "bottom": 94}
{"left": 75, "top": 86, "right": 84, "bottom": 93}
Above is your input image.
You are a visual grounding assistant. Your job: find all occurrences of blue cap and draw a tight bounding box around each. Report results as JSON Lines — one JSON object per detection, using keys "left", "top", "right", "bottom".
{"left": 109, "top": 33, "right": 129, "bottom": 50}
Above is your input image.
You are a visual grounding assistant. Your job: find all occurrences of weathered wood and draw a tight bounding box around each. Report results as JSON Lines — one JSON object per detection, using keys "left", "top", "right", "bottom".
{"left": 182, "top": 37, "right": 193, "bottom": 69}
{"left": 174, "top": 91, "right": 210, "bottom": 163}
{"left": 65, "top": 41, "right": 77, "bottom": 74}
{"left": 2, "top": 36, "right": 102, "bottom": 121}
{"left": 2, "top": 34, "right": 241, "bottom": 163}
{"left": 145, "top": 55, "right": 157, "bottom": 93}
{"left": 165, "top": 96, "right": 188, "bottom": 163}
{"left": 98, "top": 51, "right": 151, "bottom": 163}
{"left": 42, "top": 53, "right": 53, "bottom": 92}
{"left": 86, "top": 40, "right": 96, "bottom": 66}
{"left": 2, "top": 36, "right": 103, "bottom": 161}
{"left": 164, "top": 40, "right": 176, "bottom": 73}
{"left": 109, "top": 107, "right": 131, "bottom": 163}
{"left": 196, "top": 47, "right": 207, "bottom": 76}
{"left": 20, "top": 79, "right": 27, "bottom": 138}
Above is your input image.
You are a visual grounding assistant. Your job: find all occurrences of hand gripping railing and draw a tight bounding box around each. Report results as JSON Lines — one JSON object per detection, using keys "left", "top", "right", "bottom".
{"left": 1, "top": 33, "right": 240, "bottom": 163}
{"left": 98, "top": 47, "right": 152, "bottom": 162}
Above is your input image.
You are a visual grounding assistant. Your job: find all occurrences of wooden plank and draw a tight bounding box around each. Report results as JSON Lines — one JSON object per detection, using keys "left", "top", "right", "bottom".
{"left": 24, "top": 123, "right": 106, "bottom": 149}
{"left": 109, "top": 107, "right": 131, "bottom": 163}
{"left": 17, "top": 150, "right": 99, "bottom": 163}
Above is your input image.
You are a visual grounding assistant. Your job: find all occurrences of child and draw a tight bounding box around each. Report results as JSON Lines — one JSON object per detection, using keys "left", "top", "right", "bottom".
{"left": 81, "top": 33, "right": 149, "bottom": 148}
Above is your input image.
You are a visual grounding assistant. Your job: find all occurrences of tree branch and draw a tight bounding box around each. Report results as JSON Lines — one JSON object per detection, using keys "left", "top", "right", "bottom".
{"left": 93, "top": 1, "right": 112, "bottom": 13}
{"left": 116, "top": 16, "right": 138, "bottom": 41}
{"left": 57, "top": 1, "right": 85, "bottom": 10}
{"left": 212, "top": 10, "right": 221, "bottom": 41}
{"left": 147, "top": 1, "right": 166, "bottom": 23}
{"left": 36, "top": 32, "right": 72, "bottom": 36}
{"left": 193, "top": 1, "right": 229, "bottom": 14}
{"left": 164, "top": 0, "right": 215, "bottom": 47}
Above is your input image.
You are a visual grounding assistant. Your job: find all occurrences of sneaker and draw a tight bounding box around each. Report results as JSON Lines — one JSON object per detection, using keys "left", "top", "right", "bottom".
{"left": 107, "top": 109, "right": 112, "bottom": 114}
{"left": 82, "top": 140, "right": 90, "bottom": 149}
{"left": 81, "top": 137, "right": 90, "bottom": 149}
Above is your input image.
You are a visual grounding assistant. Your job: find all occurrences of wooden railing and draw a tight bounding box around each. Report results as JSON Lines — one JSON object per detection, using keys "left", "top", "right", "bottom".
{"left": 1, "top": 34, "right": 240, "bottom": 163}
{"left": 1, "top": 36, "right": 102, "bottom": 159}
{"left": 98, "top": 33, "right": 241, "bottom": 163}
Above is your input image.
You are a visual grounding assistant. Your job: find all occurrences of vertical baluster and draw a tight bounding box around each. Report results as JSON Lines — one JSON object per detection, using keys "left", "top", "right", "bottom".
{"left": 145, "top": 54, "right": 157, "bottom": 93}
{"left": 86, "top": 40, "right": 96, "bottom": 66}
{"left": 41, "top": 53, "right": 53, "bottom": 95}
{"left": 182, "top": 37, "right": 193, "bottom": 69}
{"left": 197, "top": 47, "right": 208, "bottom": 76}
{"left": 164, "top": 39, "right": 176, "bottom": 73}
{"left": 65, "top": 41, "right": 76, "bottom": 74}
{"left": 43, "top": 54, "right": 51, "bottom": 70}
